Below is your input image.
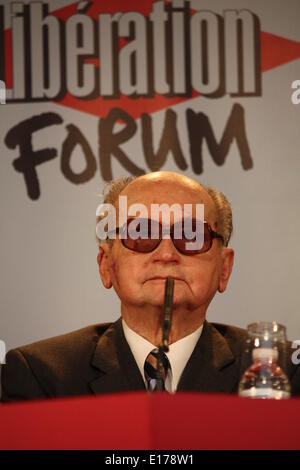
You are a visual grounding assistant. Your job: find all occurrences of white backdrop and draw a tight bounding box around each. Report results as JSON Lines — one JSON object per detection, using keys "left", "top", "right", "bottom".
{"left": 1, "top": 0, "right": 300, "bottom": 355}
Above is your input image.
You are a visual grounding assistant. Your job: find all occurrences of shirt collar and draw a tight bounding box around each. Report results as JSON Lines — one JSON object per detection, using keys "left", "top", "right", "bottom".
{"left": 122, "top": 318, "right": 203, "bottom": 392}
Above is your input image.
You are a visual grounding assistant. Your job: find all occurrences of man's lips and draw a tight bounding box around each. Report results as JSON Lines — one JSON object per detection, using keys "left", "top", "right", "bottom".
{"left": 146, "top": 276, "right": 183, "bottom": 282}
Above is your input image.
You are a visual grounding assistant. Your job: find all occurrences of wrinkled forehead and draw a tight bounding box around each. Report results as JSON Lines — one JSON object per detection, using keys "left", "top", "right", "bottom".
{"left": 116, "top": 179, "right": 217, "bottom": 227}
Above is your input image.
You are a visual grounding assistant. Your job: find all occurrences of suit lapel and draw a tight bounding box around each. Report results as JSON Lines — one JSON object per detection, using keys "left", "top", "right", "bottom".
{"left": 88, "top": 318, "right": 240, "bottom": 395}
{"left": 177, "top": 321, "right": 240, "bottom": 393}
{"left": 89, "top": 318, "right": 145, "bottom": 395}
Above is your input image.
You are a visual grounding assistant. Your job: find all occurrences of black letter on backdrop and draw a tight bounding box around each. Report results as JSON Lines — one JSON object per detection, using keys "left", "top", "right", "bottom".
{"left": 61, "top": 124, "right": 97, "bottom": 183}
{"left": 186, "top": 103, "right": 253, "bottom": 173}
{"left": 4, "top": 113, "right": 63, "bottom": 200}
{"left": 141, "top": 109, "right": 188, "bottom": 171}
{"left": 99, "top": 108, "right": 145, "bottom": 180}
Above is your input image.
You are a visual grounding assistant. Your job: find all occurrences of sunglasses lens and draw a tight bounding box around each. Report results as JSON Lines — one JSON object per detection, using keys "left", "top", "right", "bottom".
{"left": 123, "top": 219, "right": 161, "bottom": 253}
{"left": 174, "top": 221, "right": 211, "bottom": 254}
{"left": 120, "top": 218, "right": 213, "bottom": 254}
{"left": 123, "top": 238, "right": 159, "bottom": 252}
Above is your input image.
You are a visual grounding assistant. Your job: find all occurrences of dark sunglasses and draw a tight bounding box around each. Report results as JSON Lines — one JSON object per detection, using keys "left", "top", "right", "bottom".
{"left": 110, "top": 218, "right": 224, "bottom": 255}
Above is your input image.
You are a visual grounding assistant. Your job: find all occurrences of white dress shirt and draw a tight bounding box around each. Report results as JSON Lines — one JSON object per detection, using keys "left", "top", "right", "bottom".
{"left": 122, "top": 319, "right": 203, "bottom": 393}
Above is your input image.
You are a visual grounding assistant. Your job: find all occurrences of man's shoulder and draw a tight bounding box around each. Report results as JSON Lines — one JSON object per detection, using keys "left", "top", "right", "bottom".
{"left": 13, "top": 322, "right": 113, "bottom": 361}
{"left": 210, "top": 322, "right": 247, "bottom": 338}
{"left": 2, "top": 323, "right": 118, "bottom": 400}
{"left": 208, "top": 321, "right": 248, "bottom": 352}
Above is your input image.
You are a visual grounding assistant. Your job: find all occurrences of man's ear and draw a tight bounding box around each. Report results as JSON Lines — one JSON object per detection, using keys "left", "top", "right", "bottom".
{"left": 218, "top": 248, "right": 234, "bottom": 293}
{"left": 97, "top": 244, "right": 113, "bottom": 289}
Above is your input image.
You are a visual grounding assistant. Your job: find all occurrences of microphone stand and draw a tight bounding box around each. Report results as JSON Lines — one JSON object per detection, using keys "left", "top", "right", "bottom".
{"left": 155, "top": 277, "right": 174, "bottom": 392}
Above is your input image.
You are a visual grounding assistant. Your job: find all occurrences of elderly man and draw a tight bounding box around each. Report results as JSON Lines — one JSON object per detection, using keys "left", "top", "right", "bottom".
{"left": 1, "top": 172, "right": 299, "bottom": 400}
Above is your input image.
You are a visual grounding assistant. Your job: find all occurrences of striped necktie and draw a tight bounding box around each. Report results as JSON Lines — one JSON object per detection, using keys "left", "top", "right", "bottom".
{"left": 144, "top": 348, "right": 170, "bottom": 391}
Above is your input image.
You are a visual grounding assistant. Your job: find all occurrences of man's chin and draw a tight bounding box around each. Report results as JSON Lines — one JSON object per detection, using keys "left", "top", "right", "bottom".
{"left": 144, "top": 289, "right": 189, "bottom": 308}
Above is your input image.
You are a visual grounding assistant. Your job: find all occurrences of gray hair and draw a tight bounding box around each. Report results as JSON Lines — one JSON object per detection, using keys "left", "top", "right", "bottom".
{"left": 96, "top": 176, "right": 135, "bottom": 248}
{"left": 96, "top": 176, "right": 233, "bottom": 247}
{"left": 203, "top": 185, "right": 233, "bottom": 246}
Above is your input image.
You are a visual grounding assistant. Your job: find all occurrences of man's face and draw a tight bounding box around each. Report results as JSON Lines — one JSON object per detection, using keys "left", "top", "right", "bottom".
{"left": 98, "top": 175, "right": 234, "bottom": 315}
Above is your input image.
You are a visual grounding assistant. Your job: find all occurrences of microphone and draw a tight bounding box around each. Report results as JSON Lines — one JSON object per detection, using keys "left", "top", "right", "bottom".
{"left": 161, "top": 277, "right": 174, "bottom": 353}
{"left": 155, "top": 277, "right": 174, "bottom": 391}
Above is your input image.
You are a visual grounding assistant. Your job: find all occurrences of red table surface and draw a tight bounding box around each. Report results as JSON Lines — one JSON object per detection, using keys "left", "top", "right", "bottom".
{"left": 0, "top": 392, "right": 299, "bottom": 450}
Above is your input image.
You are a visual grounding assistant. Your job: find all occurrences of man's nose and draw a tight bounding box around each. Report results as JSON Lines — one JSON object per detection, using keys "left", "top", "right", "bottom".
{"left": 151, "top": 237, "right": 180, "bottom": 263}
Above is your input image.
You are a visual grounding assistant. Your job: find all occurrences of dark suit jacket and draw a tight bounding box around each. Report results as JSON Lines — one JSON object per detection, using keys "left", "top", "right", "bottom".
{"left": 1, "top": 319, "right": 300, "bottom": 402}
